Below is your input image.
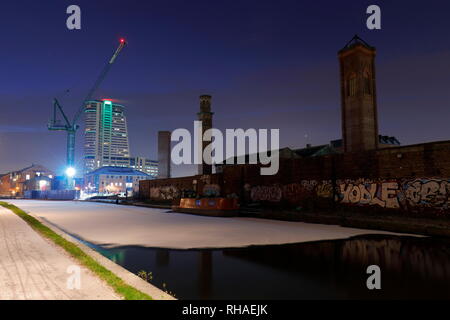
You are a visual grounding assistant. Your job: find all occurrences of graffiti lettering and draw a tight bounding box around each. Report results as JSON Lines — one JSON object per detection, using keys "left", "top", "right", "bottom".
{"left": 403, "top": 179, "right": 450, "bottom": 209}
{"left": 339, "top": 181, "right": 399, "bottom": 208}
{"left": 251, "top": 185, "right": 282, "bottom": 202}
{"left": 150, "top": 186, "right": 179, "bottom": 200}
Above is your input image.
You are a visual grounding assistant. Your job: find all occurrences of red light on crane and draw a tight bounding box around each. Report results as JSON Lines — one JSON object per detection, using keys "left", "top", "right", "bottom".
{"left": 120, "top": 38, "right": 125, "bottom": 43}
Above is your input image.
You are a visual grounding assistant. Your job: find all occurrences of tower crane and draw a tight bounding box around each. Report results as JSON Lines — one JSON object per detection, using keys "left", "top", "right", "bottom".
{"left": 48, "top": 38, "right": 127, "bottom": 184}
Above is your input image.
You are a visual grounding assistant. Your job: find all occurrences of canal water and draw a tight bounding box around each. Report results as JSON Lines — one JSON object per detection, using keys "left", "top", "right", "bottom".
{"left": 90, "top": 235, "right": 450, "bottom": 299}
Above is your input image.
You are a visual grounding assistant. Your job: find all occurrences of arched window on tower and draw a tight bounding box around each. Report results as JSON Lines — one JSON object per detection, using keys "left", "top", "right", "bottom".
{"left": 363, "top": 69, "right": 372, "bottom": 95}
{"left": 347, "top": 73, "right": 357, "bottom": 97}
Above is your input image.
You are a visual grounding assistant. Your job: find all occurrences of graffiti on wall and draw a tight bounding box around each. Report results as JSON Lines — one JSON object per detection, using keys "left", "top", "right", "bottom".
{"left": 402, "top": 179, "right": 450, "bottom": 209}
{"left": 249, "top": 178, "right": 450, "bottom": 212}
{"left": 148, "top": 177, "right": 450, "bottom": 212}
{"left": 316, "top": 182, "right": 334, "bottom": 199}
{"left": 337, "top": 178, "right": 450, "bottom": 211}
{"left": 339, "top": 180, "right": 400, "bottom": 208}
{"left": 150, "top": 186, "right": 180, "bottom": 200}
{"left": 282, "top": 183, "right": 304, "bottom": 203}
{"left": 203, "top": 184, "right": 221, "bottom": 197}
{"left": 250, "top": 180, "right": 333, "bottom": 204}
{"left": 250, "top": 185, "right": 282, "bottom": 202}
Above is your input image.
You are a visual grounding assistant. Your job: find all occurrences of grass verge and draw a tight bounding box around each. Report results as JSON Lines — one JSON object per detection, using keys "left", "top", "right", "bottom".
{"left": 0, "top": 201, "right": 152, "bottom": 300}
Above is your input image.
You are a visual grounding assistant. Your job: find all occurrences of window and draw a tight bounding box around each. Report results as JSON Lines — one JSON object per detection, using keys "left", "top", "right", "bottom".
{"left": 363, "top": 70, "right": 372, "bottom": 95}
{"left": 347, "top": 73, "right": 357, "bottom": 97}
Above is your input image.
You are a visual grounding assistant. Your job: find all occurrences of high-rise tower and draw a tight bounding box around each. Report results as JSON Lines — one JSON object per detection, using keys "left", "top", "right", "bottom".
{"left": 197, "top": 95, "right": 213, "bottom": 175}
{"left": 84, "top": 100, "right": 130, "bottom": 173}
{"left": 339, "top": 35, "right": 379, "bottom": 153}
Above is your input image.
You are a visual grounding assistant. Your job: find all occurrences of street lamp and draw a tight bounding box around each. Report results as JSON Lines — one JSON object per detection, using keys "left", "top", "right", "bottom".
{"left": 65, "top": 167, "right": 76, "bottom": 190}
{"left": 65, "top": 167, "right": 76, "bottom": 178}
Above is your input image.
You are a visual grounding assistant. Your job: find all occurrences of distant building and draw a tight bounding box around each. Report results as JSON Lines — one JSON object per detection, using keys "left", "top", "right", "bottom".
{"left": 84, "top": 99, "right": 131, "bottom": 173}
{"left": 330, "top": 135, "right": 400, "bottom": 152}
{"left": 216, "top": 134, "right": 401, "bottom": 172}
{"left": 0, "top": 164, "right": 54, "bottom": 197}
{"left": 84, "top": 166, "right": 149, "bottom": 196}
{"left": 129, "top": 157, "right": 158, "bottom": 178}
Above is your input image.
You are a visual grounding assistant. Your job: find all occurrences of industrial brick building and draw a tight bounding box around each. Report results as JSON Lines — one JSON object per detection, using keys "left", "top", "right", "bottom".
{"left": 139, "top": 36, "right": 450, "bottom": 216}
{"left": 0, "top": 164, "right": 54, "bottom": 197}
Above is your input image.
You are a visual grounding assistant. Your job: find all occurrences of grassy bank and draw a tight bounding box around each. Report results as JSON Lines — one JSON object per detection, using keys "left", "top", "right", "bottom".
{"left": 0, "top": 201, "right": 152, "bottom": 300}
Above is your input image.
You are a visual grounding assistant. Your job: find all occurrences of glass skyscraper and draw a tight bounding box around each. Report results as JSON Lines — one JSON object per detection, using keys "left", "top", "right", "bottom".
{"left": 84, "top": 100, "right": 130, "bottom": 173}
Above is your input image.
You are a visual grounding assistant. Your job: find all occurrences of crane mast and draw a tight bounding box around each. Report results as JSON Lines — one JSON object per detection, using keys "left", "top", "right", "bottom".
{"left": 48, "top": 39, "right": 127, "bottom": 187}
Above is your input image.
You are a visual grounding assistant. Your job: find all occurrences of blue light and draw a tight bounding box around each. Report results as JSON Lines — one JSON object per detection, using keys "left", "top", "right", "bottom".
{"left": 65, "top": 167, "right": 76, "bottom": 177}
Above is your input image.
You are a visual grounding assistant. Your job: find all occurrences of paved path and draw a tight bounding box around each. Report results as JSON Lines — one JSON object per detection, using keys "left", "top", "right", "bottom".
{"left": 0, "top": 206, "right": 119, "bottom": 300}
{"left": 8, "top": 200, "right": 403, "bottom": 249}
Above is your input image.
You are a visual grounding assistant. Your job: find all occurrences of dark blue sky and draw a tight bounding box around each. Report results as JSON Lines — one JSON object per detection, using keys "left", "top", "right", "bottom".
{"left": 1, "top": 0, "right": 450, "bottom": 176}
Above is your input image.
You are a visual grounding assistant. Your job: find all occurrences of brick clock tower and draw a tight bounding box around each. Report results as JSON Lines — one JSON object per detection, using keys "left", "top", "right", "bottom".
{"left": 198, "top": 95, "right": 214, "bottom": 175}
{"left": 339, "top": 35, "right": 379, "bottom": 153}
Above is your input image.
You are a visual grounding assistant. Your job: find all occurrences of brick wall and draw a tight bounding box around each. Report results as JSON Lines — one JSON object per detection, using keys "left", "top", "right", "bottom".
{"left": 139, "top": 140, "right": 450, "bottom": 215}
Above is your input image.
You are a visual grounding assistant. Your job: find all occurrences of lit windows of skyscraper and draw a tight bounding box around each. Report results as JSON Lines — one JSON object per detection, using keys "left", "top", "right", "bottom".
{"left": 129, "top": 157, "right": 158, "bottom": 178}
{"left": 84, "top": 100, "right": 130, "bottom": 173}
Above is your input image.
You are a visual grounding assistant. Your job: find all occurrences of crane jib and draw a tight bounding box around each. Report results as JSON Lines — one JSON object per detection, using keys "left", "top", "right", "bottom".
{"left": 48, "top": 39, "right": 127, "bottom": 173}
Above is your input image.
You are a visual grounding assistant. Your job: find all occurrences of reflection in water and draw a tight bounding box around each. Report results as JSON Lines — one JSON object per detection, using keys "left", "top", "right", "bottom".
{"left": 156, "top": 249, "right": 170, "bottom": 267}
{"left": 199, "top": 252, "right": 213, "bottom": 299}
{"left": 94, "top": 235, "right": 450, "bottom": 299}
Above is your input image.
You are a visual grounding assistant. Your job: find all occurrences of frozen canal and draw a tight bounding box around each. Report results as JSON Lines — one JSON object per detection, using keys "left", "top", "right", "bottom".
{"left": 8, "top": 200, "right": 400, "bottom": 249}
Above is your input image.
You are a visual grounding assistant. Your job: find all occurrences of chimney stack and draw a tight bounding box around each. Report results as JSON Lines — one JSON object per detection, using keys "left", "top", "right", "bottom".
{"left": 197, "top": 95, "right": 214, "bottom": 175}
{"left": 157, "top": 131, "right": 171, "bottom": 179}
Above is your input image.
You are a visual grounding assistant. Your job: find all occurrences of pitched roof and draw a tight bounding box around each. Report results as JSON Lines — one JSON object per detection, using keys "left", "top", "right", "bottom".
{"left": 339, "top": 34, "right": 375, "bottom": 53}
{"left": 217, "top": 147, "right": 300, "bottom": 166}
{"left": 16, "top": 164, "right": 50, "bottom": 173}
{"left": 330, "top": 135, "right": 401, "bottom": 149}
{"left": 294, "top": 144, "right": 337, "bottom": 157}
{"left": 379, "top": 135, "right": 401, "bottom": 145}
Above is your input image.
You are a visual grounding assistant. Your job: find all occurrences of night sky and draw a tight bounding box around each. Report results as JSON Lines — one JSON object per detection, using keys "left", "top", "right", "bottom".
{"left": 1, "top": 0, "right": 450, "bottom": 177}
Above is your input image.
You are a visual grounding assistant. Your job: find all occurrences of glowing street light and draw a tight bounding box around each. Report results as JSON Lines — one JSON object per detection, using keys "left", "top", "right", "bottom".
{"left": 65, "top": 167, "right": 76, "bottom": 178}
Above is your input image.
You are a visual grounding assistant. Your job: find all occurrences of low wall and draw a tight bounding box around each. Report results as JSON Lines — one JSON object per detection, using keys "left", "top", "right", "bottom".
{"left": 24, "top": 190, "right": 80, "bottom": 200}
{"left": 246, "top": 178, "right": 450, "bottom": 215}
{"left": 139, "top": 174, "right": 223, "bottom": 204}
{"left": 140, "top": 140, "right": 450, "bottom": 216}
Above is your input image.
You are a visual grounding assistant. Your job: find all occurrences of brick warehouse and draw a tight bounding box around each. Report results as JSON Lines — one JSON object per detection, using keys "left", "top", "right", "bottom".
{"left": 139, "top": 36, "right": 450, "bottom": 216}
{"left": 140, "top": 141, "right": 450, "bottom": 215}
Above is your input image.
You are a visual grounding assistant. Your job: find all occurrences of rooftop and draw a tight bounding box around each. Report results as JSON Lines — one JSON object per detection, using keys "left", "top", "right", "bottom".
{"left": 86, "top": 166, "right": 149, "bottom": 176}
{"left": 331, "top": 135, "right": 401, "bottom": 149}
{"left": 7, "top": 164, "right": 52, "bottom": 175}
{"left": 293, "top": 144, "right": 337, "bottom": 157}
{"left": 85, "top": 100, "right": 126, "bottom": 108}
{"left": 379, "top": 135, "right": 401, "bottom": 146}
{"left": 339, "top": 34, "right": 375, "bottom": 53}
